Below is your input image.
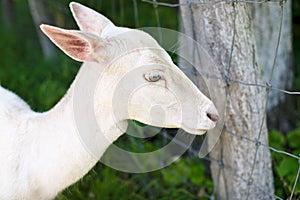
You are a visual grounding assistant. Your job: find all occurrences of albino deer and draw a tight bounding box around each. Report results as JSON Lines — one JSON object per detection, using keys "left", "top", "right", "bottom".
{"left": 0, "top": 2, "right": 218, "bottom": 200}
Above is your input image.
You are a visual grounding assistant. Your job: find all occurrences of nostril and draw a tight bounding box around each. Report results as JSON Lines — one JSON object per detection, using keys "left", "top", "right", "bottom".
{"left": 207, "top": 113, "right": 219, "bottom": 122}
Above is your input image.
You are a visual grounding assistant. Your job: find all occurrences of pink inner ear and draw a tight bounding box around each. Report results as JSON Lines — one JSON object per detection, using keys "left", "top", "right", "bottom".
{"left": 61, "top": 34, "right": 91, "bottom": 61}
{"left": 41, "top": 25, "right": 92, "bottom": 62}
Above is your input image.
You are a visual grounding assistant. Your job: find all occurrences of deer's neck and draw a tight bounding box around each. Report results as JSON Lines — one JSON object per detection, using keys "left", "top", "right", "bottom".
{"left": 25, "top": 63, "right": 126, "bottom": 198}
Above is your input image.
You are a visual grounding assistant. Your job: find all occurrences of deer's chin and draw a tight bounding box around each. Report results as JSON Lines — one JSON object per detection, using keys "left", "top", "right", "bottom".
{"left": 182, "top": 126, "right": 208, "bottom": 135}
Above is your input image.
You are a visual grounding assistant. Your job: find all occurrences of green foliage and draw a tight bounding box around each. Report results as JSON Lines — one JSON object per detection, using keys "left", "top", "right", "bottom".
{"left": 269, "top": 125, "right": 300, "bottom": 199}
{"left": 287, "top": 128, "right": 300, "bottom": 155}
{"left": 56, "top": 167, "right": 143, "bottom": 200}
{"left": 55, "top": 156, "right": 213, "bottom": 200}
{"left": 269, "top": 130, "right": 286, "bottom": 150}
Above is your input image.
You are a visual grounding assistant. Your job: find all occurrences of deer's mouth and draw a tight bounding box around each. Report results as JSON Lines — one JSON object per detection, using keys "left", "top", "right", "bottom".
{"left": 182, "top": 126, "right": 208, "bottom": 135}
{"left": 181, "top": 119, "right": 218, "bottom": 135}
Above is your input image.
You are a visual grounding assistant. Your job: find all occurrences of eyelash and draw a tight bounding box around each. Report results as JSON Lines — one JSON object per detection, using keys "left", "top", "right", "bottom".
{"left": 144, "top": 71, "right": 163, "bottom": 82}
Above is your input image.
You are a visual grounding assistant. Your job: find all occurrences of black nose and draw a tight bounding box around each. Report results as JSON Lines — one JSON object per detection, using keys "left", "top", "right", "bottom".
{"left": 207, "top": 113, "right": 219, "bottom": 122}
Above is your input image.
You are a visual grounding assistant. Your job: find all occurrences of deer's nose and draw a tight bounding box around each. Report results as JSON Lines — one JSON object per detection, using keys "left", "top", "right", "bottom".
{"left": 207, "top": 112, "right": 219, "bottom": 122}
{"left": 206, "top": 104, "right": 219, "bottom": 123}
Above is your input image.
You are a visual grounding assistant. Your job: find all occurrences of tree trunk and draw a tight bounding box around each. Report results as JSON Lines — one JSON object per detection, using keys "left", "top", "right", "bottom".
{"left": 28, "top": 0, "right": 55, "bottom": 59}
{"left": 1, "top": 0, "right": 15, "bottom": 27}
{"left": 180, "top": 1, "right": 274, "bottom": 199}
{"left": 252, "top": 0, "right": 295, "bottom": 133}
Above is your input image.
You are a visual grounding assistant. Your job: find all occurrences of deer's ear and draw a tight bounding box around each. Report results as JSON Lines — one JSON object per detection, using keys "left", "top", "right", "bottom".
{"left": 70, "top": 2, "right": 115, "bottom": 36}
{"left": 40, "top": 24, "right": 100, "bottom": 62}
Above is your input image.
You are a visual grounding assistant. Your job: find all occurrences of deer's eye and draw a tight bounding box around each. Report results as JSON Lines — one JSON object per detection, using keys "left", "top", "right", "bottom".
{"left": 144, "top": 71, "right": 163, "bottom": 82}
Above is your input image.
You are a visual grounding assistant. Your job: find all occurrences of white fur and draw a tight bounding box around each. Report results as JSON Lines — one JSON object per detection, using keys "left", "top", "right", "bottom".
{"left": 0, "top": 2, "right": 218, "bottom": 199}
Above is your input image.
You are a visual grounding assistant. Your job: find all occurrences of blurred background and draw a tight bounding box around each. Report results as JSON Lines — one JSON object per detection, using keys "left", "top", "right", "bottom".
{"left": 0, "top": 0, "right": 299, "bottom": 199}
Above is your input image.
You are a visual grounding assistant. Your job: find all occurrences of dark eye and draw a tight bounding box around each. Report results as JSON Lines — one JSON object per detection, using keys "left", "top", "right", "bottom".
{"left": 144, "top": 71, "right": 163, "bottom": 82}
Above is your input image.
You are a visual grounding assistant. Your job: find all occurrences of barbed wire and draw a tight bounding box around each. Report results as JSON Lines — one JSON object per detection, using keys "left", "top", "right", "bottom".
{"left": 246, "top": 1, "right": 284, "bottom": 199}
{"left": 187, "top": 69, "right": 300, "bottom": 95}
{"left": 141, "top": 0, "right": 284, "bottom": 7}
{"left": 162, "top": 130, "right": 284, "bottom": 200}
{"left": 142, "top": 0, "right": 299, "bottom": 199}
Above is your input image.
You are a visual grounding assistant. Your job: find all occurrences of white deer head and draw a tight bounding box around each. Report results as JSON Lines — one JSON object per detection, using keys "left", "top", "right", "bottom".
{"left": 40, "top": 2, "right": 219, "bottom": 141}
